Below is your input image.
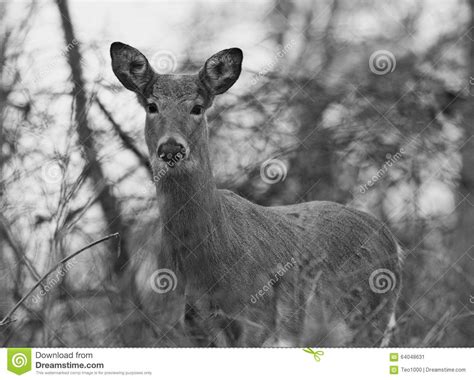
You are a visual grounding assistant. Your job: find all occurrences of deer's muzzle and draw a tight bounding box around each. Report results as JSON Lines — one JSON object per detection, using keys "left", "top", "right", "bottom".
{"left": 157, "top": 136, "right": 187, "bottom": 165}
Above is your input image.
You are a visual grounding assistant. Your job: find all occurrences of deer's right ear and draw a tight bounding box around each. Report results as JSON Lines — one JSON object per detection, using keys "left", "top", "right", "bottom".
{"left": 110, "top": 42, "right": 155, "bottom": 94}
{"left": 199, "top": 48, "right": 243, "bottom": 95}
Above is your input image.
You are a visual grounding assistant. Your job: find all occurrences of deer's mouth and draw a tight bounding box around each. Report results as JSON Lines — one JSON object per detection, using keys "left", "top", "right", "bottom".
{"left": 152, "top": 151, "right": 194, "bottom": 177}
{"left": 156, "top": 136, "right": 190, "bottom": 169}
{"left": 161, "top": 151, "right": 187, "bottom": 167}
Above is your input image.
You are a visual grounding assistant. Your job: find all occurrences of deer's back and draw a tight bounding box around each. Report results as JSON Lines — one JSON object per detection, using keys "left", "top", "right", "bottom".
{"left": 270, "top": 198, "right": 400, "bottom": 273}
{"left": 218, "top": 190, "right": 401, "bottom": 346}
{"left": 220, "top": 189, "right": 400, "bottom": 271}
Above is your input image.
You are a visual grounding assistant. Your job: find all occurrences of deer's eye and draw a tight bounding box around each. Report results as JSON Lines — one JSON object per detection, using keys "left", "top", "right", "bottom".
{"left": 190, "top": 105, "right": 203, "bottom": 115}
{"left": 146, "top": 103, "right": 158, "bottom": 113}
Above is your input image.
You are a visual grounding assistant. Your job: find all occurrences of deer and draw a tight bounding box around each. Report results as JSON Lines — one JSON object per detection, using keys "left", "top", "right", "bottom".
{"left": 110, "top": 42, "right": 403, "bottom": 347}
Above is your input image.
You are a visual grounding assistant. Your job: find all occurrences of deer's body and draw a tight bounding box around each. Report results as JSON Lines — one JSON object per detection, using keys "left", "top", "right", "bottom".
{"left": 111, "top": 42, "right": 402, "bottom": 347}
{"left": 158, "top": 177, "right": 400, "bottom": 346}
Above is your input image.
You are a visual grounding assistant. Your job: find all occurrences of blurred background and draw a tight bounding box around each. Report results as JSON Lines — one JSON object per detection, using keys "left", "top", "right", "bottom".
{"left": 0, "top": 0, "right": 473, "bottom": 347}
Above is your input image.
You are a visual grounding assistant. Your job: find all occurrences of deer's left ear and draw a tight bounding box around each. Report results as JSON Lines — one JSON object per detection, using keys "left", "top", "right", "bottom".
{"left": 110, "top": 42, "right": 155, "bottom": 95}
{"left": 199, "top": 48, "right": 243, "bottom": 95}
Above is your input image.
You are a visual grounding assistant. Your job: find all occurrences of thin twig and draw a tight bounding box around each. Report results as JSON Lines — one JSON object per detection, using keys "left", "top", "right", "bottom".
{"left": 0, "top": 233, "right": 120, "bottom": 327}
{"left": 95, "top": 97, "right": 152, "bottom": 176}
{"left": 0, "top": 213, "right": 42, "bottom": 281}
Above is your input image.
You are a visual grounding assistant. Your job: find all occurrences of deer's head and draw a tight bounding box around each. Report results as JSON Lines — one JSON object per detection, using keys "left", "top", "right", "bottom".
{"left": 110, "top": 42, "right": 242, "bottom": 177}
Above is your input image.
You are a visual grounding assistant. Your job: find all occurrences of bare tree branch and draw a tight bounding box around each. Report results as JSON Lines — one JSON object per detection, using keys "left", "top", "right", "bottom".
{"left": 0, "top": 233, "right": 120, "bottom": 327}
{"left": 55, "top": 0, "right": 130, "bottom": 274}
{"left": 95, "top": 97, "right": 152, "bottom": 176}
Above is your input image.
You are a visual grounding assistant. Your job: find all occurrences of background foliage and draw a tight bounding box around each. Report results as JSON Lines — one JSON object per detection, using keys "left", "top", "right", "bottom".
{"left": 0, "top": 0, "right": 473, "bottom": 346}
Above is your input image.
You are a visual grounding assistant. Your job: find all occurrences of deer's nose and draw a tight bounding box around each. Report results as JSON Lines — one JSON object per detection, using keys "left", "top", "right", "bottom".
{"left": 157, "top": 138, "right": 186, "bottom": 162}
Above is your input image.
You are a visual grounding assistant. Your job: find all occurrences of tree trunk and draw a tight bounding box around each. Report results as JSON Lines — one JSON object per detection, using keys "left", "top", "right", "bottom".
{"left": 55, "top": 0, "right": 129, "bottom": 274}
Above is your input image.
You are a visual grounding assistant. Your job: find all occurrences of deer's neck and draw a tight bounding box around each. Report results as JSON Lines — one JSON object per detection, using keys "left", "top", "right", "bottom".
{"left": 155, "top": 150, "right": 225, "bottom": 284}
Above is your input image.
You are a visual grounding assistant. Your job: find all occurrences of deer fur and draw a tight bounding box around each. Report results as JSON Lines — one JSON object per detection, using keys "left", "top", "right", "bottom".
{"left": 110, "top": 42, "right": 402, "bottom": 347}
